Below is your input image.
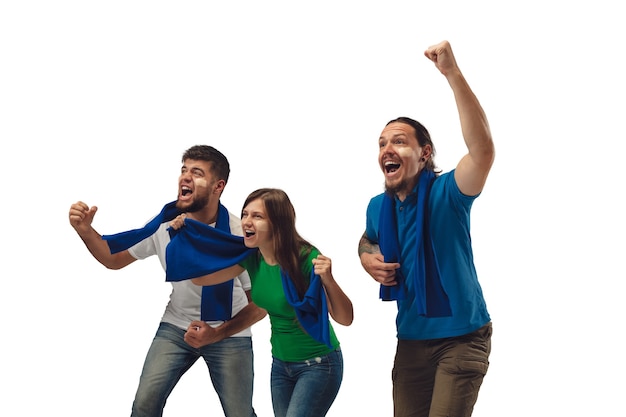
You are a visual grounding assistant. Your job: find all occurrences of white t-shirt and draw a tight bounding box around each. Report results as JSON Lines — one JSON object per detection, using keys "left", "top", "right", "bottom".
{"left": 128, "top": 211, "right": 252, "bottom": 337}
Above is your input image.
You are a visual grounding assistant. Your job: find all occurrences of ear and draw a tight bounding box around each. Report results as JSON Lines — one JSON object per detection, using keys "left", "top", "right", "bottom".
{"left": 421, "top": 144, "right": 433, "bottom": 160}
{"left": 214, "top": 179, "right": 226, "bottom": 193}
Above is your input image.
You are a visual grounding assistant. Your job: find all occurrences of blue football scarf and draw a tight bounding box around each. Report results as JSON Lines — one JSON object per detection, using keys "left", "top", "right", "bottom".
{"left": 378, "top": 170, "right": 452, "bottom": 317}
{"left": 103, "top": 201, "right": 181, "bottom": 255}
{"left": 280, "top": 268, "right": 332, "bottom": 349}
{"left": 102, "top": 201, "right": 254, "bottom": 321}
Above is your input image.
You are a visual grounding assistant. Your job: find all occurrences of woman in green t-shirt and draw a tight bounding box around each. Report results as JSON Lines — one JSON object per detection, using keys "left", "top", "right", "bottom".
{"left": 180, "top": 188, "right": 353, "bottom": 417}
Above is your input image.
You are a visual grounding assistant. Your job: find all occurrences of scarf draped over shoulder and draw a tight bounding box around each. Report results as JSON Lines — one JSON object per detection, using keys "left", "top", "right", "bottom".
{"left": 102, "top": 201, "right": 254, "bottom": 321}
{"left": 377, "top": 170, "right": 452, "bottom": 317}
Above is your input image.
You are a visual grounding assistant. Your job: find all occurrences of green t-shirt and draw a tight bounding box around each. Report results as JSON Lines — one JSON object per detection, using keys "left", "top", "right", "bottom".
{"left": 241, "top": 247, "right": 340, "bottom": 362}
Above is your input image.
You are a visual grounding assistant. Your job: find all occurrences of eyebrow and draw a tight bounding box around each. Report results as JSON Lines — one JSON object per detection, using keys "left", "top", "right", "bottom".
{"left": 182, "top": 164, "right": 206, "bottom": 174}
{"left": 380, "top": 133, "right": 408, "bottom": 141}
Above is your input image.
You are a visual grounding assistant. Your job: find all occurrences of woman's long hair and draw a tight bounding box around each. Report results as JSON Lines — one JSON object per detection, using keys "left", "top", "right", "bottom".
{"left": 242, "top": 188, "right": 312, "bottom": 297}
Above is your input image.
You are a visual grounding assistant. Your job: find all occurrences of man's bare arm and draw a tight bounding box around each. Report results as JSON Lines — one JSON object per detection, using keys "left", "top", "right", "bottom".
{"left": 69, "top": 201, "right": 136, "bottom": 270}
{"left": 358, "top": 232, "right": 399, "bottom": 286}
{"left": 358, "top": 231, "right": 380, "bottom": 257}
{"left": 184, "top": 292, "right": 267, "bottom": 348}
{"left": 424, "top": 40, "right": 495, "bottom": 196}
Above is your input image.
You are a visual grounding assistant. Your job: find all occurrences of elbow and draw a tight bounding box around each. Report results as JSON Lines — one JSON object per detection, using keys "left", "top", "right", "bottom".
{"left": 476, "top": 139, "right": 495, "bottom": 166}
{"left": 103, "top": 260, "right": 127, "bottom": 271}
{"left": 346, "top": 309, "right": 354, "bottom": 326}
{"left": 338, "top": 316, "right": 354, "bottom": 327}
{"left": 485, "top": 144, "right": 496, "bottom": 166}
{"left": 101, "top": 251, "right": 135, "bottom": 271}
{"left": 253, "top": 305, "right": 268, "bottom": 323}
{"left": 344, "top": 303, "right": 355, "bottom": 326}
{"left": 335, "top": 306, "right": 354, "bottom": 327}
{"left": 469, "top": 144, "right": 495, "bottom": 175}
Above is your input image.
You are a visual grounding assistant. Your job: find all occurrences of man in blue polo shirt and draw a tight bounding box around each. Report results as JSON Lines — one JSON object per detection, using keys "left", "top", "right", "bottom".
{"left": 358, "top": 40, "right": 495, "bottom": 417}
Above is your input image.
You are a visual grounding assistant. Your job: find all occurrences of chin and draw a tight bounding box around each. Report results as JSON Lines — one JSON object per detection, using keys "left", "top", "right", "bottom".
{"left": 178, "top": 200, "right": 203, "bottom": 213}
{"left": 384, "top": 179, "right": 399, "bottom": 192}
{"left": 384, "top": 179, "right": 407, "bottom": 195}
{"left": 175, "top": 199, "right": 189, "bottom": 209}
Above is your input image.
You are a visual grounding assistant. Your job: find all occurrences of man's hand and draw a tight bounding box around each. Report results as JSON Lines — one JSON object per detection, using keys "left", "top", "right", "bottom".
{"left": 184, "top": 321, "right": 222, "bottom": 348}
{"left": 360, "top": 252, "right": 400, "bottom": 286}
{"left": 425, "top": 40, "right": 495, "bottom": 196}
{"left": 68, "top": 201, "right": 135, "bottom": 269}
{"left": 424, "top": 40, "right": 459, "bottom": 77}
{"left": 69, "top": 201, "right": 98, "bottom": 237}
{"left": 358, "top": 231, "right": 400, "bottom": 286}
{"left": 184, "top": 300, "right": 267, "bottom": 349}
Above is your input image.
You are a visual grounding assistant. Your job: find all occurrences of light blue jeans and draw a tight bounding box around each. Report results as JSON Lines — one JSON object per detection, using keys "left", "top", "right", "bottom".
{"left": 270, "top": 348, "right": 343, "bottom": 417}
{"left": 131, "top": 322, "right": 256, "bottom": 417}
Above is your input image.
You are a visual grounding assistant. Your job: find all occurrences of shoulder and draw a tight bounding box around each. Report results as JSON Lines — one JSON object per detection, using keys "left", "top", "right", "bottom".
{"left": 301, "top": 246, "right": 318, "bottom": 275}
{"left": 366, "top": 192, "right": 385, "bottom": 212}
{"left": 307, "top": 246, "right": 320, "bottom": 259}
{"left": 431, "top": 169, "right": 478, "bottom": 206}
{"left": 227, "top": 210, "right": 244, "bottom": 236}
{"left": 241, "top": 251, "right": 260, "bottom": 270}
{"left": 369, "top": 192, "right": 385, "bottom": 204}
{"left": 298, "top": 245, "right": 319, "bottom": 264}
{"left": 365, "top": 192, "right": 386, "bottom": 218}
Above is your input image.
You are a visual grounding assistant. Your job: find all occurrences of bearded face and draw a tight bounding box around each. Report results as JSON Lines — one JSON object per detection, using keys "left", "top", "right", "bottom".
{"left": 176, "top": 159, "right": 216, "bottom": 213}
{"left": 378, "top": 122, "right": 426, "bottom": 200}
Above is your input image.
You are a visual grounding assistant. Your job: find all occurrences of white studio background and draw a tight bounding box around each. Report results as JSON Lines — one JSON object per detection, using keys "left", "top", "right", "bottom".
{"left": 1, "top": 1, "right": 624, "bottom": 416}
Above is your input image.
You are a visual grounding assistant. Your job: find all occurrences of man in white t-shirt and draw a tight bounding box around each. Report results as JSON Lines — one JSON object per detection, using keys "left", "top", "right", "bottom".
{"left": 69, "top": 145, "right": 266, "bottom": 417}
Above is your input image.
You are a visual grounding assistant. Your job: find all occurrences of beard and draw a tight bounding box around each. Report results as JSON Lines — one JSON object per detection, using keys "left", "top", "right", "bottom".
{"left": 176, "top": 193, "right": 209, "bottom": 213}
{"left": 384, "top": 177, "right": 411, "bottom": 196}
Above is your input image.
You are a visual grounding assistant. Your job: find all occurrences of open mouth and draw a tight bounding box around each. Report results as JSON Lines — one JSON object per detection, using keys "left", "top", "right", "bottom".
{"left": 384, "top": 161, "right": 401, "bottom": 173}
{"left": 244, "top": 230, "right": 255, "bottom": 237}
{"left": 181, "top": 186, "right": 192, "bottom": 196}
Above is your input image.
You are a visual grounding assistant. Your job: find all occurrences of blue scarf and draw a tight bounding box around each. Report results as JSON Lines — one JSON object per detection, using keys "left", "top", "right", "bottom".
{"left": 280, "top": 268, "right": 332, "bottom": 348}
{"left": 378, "top": 170, "right": 452, "bottom": 317}
{"left": 102, "top": 201, "right": 254, "bottom": 321}
{"left": 103, "top": 201, "right": 181, "bottom": 254}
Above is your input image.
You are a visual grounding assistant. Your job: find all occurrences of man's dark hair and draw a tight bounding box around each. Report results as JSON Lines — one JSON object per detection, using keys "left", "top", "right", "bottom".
{"left": 182, "top": 145, "right": 230, "bottom": 183}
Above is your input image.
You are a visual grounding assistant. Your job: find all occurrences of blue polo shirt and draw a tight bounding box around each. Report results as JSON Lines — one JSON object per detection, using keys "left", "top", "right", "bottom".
{"left": 365, "top": 170, "right": 490, "bottom": 340}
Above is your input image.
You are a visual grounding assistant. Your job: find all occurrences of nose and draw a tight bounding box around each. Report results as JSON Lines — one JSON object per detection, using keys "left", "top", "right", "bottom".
{"left": 379, "top": 150, "right": 393, "bottom": 165}
{"left": 379, "top": 141, "right": 394, "bottom": 155}
{"left": 179, "top": 171, "right": 193, "bottom": 182}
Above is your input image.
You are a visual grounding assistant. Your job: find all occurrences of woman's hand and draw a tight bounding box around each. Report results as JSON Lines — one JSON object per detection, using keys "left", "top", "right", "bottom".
{"left": 169, "top": 213, "right": 187, "bottom": 230}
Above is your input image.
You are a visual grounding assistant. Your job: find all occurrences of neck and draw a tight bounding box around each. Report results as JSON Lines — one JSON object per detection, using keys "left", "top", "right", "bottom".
{"left": 259, "top": 248, "right": 278, "bottom": 266}
{"left": 386, "top": 186, "right": 410, "bottom": 203}
{"left": 187, "top": 206, "right": 218, "bottom": 225}
{"left": 388, "top": 173, "right": 420, "bottom": 202}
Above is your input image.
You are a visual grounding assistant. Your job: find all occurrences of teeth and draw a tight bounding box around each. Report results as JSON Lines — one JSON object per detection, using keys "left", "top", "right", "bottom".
{"left": 181, "top": 186, "right": 192, "bottom": 196}
{"left": 384, "top": 160, "right": 400, "bottom": 173}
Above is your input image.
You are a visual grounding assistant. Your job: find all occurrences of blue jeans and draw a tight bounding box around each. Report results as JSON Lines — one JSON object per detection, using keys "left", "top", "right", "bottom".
{"left": 131, "top": 322, "right": 256, "bottom": 417}
{"left": 270, "top": 348, "right": 343, "bottom": 417}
